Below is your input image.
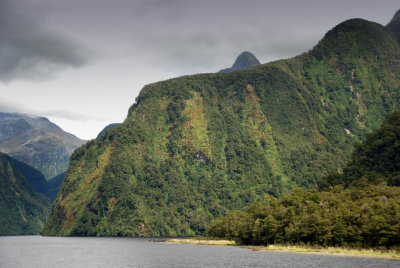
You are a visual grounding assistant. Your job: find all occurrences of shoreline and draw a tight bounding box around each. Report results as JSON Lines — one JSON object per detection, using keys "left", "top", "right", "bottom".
{"left": 165, "top": 238, "right": 400, "bottom": 260}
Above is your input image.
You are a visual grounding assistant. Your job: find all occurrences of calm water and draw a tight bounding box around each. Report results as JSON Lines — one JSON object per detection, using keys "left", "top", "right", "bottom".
{"left": 0, "top": 236, "right": 399, "bottom": 268}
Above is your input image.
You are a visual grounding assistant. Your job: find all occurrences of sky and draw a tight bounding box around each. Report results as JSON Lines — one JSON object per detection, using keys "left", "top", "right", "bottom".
{"left": 0, "top": 0, "right": 399, "bottom": 140}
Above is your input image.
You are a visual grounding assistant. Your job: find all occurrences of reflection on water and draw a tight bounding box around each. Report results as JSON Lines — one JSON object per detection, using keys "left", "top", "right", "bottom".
{"left": 0, "top": 236, "right": 398, "bottom": 268}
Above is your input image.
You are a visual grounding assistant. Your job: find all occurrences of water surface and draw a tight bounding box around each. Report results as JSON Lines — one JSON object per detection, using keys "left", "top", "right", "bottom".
{"left": 0, "top": 236, "right": 398, "bottom": 268}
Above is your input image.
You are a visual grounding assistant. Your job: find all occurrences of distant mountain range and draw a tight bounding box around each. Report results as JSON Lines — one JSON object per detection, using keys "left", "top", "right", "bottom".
{"left": 0, "top": 152, "right": 50, "bottom": 235}
{"left": 44, "top": 9, "right": 400, "bottom": 237}
{"left": 0, "top": 112, "right": 85, "bottom": 180}
{"left": 219, "top": 51, "right": 261, "bottom": 73}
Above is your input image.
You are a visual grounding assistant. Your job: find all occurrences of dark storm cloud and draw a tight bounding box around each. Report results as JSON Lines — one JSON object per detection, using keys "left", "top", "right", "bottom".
{"left": 1, "top": 0, "right": 398, "bottom": 80}
{"left": 0, "top": 0, "right": 89, "bottom": 82}
{"left": 15, "top": 0, "right": 398, "bottom": 77}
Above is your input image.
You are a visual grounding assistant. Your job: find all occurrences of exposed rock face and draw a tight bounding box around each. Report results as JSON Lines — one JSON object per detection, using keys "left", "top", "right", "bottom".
{"left": 219, "top": 51, "right": 261, "bottom": 73}
{"left": 390, "top": 9, "right": 400, "bottom": 23}
{"left": 387, "top": 9, "right": 400, "bottom": 44}
{"left": 0, "top": 112, "right": 85, "bottom": 180}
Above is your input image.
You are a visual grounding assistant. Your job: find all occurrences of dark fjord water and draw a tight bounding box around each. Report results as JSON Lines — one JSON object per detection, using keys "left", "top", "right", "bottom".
{"left": 0, "top": 236, "right": 399, "bottom": 268}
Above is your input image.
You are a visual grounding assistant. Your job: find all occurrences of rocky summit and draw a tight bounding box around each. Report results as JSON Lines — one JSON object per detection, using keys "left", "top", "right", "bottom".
{"left": 0, "top": 112, "right": 85, "bottom": 180}
{"left": 219, "top": 51, "right": 261, "bottom": 74}
{"left": 387, "top": 9, "right": 400, "bottom": 44}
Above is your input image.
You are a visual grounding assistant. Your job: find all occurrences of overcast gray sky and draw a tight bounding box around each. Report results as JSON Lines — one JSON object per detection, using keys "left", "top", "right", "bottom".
{"left": 0, "top": 0, "right": 399, "bottom": 139}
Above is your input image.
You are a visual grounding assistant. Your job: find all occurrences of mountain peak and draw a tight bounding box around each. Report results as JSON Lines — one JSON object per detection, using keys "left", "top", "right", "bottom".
{"left": 0, "top": 112, "right": 86, "bottom": 179}
{"left": 97, "top": 123, "right": 121, "bottom": 138}
{"left": 219, "top": 51, "right": 261, "bottom": 74}
{"left": 312, "top": 18, "right": 399, "bottom": 60}
{"left": 390, "top": 9, "right": 400, "bottom": 23}
{"left": 387, "top": 9, "right": 400, "bottom": 45}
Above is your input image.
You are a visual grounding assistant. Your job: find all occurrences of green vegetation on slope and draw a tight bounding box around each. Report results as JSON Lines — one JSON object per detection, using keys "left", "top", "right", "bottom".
{"left": 97, "top": 123, "right": 121, "bottom": 138}
{"left": 45, "top": 172, "right": 66, "bottom": 201}
{"left": 206, "top": 185, "right": 400, "bottom": 248}
{"left": 8, "top": 156, "right": 66, "bottom": 201}
{"left": 320, "top": 111, "right": 400, "bottom": 188}
{"left": 44, "top": 18, "right": 400, "bottom": 237}
{"left": 207, "top": 112, "right": 400, "bottom": 249}
{"left": 9, "top": 156, "right": 49, "bottom": 196}
{"left": 0, "top": 153, "right": 51, "bottom": 235}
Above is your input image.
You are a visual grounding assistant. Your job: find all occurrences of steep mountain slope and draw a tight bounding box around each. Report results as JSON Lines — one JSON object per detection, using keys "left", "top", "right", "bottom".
{"left": 319, "top": 111, "right": 400, "bottom": 188}
{"left": 44, "top": 18, "right": 400, "bottom": 237}
{"left": 97, "top": 123, "right": 121, "bottom": 138}
{"left": 8, "top": 156, "right": 49, "bottom": 196}
{"left": 0, "top": 112, "right": 86, "bottom": 180}
{"left": 46, "top": 172, "right": 66, "bottom": 201}
{"left": 219, "top": 51, "right": 261, "bottom": 73}
{"left": 207, "top": 112, "right": 400, "bottom": 248}
{"left": 7, "top": 156, "right": 66, "bottom": 200}
{"left": 0, "top": 152, "right": 51, "bottom": 235}
{"left": 387, "top": 9, "right": 400, "bottom": 44}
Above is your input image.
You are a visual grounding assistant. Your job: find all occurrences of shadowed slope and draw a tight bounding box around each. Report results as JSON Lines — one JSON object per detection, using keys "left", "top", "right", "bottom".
{"left": 0, "top": 153, "right": 50, "bottom": 235}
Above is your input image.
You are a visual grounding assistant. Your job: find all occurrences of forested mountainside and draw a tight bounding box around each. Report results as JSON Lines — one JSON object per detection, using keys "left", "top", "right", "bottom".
{"left": 207, "top": 112, "right": 400, "bottom": 248}
{"left": 0, "top": 112, "right": 85, "bottom": 180}
{"left": 319, "top": 111, "right": 400, "bottom": 188}
{"left": 0, "top": 153, "right": 51, "bottom": 235}
{"left": 45, "top": 172, "right": 67, "bottom": 201}
{"left": 97, "top": 123, "right": 121, "bottom": 138}
{"left": 8, "top": 156, "right": 66, "bottom": 201}
{"left": 9, "top": 156, "right": 49, "bottom": 197}
{"left": 44, "top": 17, "right": 400, "bottom": 236}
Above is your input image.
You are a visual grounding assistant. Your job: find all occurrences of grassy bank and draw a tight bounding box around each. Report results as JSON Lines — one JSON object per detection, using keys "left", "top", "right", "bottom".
{"left": 166, "top": 238, "right": 235, "bottom": 246}
{"left": 165, "top": 238, "right": 400, "bottom": 259}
